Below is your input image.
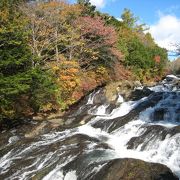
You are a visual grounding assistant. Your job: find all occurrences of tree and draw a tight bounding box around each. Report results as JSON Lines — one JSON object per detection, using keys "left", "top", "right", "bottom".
{"left": 0, "top": 0, "right": 33, "bottom": 119}
{"left": 121, "top": 8, "right": 148, "bottom": 33}
{"left": 74, "top": 16, "right": 120, "bottom": 69}
{"left": 77, "top": 0, "right": 96, "bottom": 16}
{"left": 121, "top": 8, "right": 138, "bottom": 29}
{"left": 22, "top": 1, "right": 83, "bottom": 63}
{"left": 0, "top": 0, "right": 60, "bottom": 120}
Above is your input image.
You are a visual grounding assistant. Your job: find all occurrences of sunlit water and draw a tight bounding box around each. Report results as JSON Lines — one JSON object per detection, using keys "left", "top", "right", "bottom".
{"left": 0, "top": 75, "right": 180, "bottom": 180}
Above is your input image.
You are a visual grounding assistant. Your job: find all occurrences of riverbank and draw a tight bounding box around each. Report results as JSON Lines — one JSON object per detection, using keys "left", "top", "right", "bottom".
{"left": 0, "top": 75, "right": 179, "bottom": 179}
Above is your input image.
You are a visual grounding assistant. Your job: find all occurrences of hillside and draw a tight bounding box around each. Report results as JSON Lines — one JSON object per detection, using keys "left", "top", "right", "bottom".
{"left": 0, "top": 0, "right": 168, "bottom": 122}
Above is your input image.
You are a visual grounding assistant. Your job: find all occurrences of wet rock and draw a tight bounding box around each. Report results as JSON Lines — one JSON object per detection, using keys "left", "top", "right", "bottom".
{"left": 129, "top": 87, "right": 153, "bottom": 101}
{"left": 152, "top": 108, "right": 168, "bottom": 121}
{"left": 127, "top": 125, "right": 180, "bottom": 150}
{"left": 91, "top": 158, "right": 179, "bottom": 180}
{"left": 93, "top": 89, "right": 107, "bottom": 105}
{"left": 92, "top": 92, "right": 164, "bottom": 132}
{"left": 105, "top": 104, "right": 117, "bottom": 114}
{"left": 127, "top": 125, "right": 166, "bottom": 149}
{"left": 62, "top": 114, "right": 95, "bottom": 129}
{"left": 105, "top": 80, "right": 135, "bottom": 103}
{"left": 25, "top": 122, "right": 47, "bottom": 138}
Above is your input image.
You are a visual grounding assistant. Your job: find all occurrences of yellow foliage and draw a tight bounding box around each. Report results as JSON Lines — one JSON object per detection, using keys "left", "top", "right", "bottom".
{"left": 95, "top": 66, "right": 110, "bottom": 84}
{"left": 1, "top": 108, "right": 15, "bottom": 119}
{"left": 41, "top": 103, "right": 53, "bottom": 112}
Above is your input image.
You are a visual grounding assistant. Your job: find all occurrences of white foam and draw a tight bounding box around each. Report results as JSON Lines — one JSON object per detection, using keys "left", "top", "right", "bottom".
{"left": 64, "top": 171, "right": 77, "bottom": 180}
{"left": 117, "top": 95, "right": 124, "bottom": 103}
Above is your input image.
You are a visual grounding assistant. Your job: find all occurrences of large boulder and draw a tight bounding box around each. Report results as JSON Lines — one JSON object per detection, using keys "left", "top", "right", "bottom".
{"left": 92, "top": 158, "right": 178, "bottom": 180}
{"left": 105, "top": 80, "right": 141, "bottom": 103}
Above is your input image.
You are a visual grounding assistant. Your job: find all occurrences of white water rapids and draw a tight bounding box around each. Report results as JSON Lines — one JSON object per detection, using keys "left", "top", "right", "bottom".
{"left": 0, "top": 75, "right": 180, "bottom": 180}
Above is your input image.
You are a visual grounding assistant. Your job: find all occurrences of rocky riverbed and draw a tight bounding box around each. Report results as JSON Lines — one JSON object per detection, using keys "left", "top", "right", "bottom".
{"left": 0, "top": 75, "right": 179, "bottom": 180}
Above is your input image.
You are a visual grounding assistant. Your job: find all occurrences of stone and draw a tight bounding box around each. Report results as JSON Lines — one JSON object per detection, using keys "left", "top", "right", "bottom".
{"left": 152, "top": 108, "right": 167, "bottom": 121}
{"left": 25, "top": 122, "right": 47, "bottom": 138}
{"left": 92, "top": 158, "right": 179, "bottom": 180}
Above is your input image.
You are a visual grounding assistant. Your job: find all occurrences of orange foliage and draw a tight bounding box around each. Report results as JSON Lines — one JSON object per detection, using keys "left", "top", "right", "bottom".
{"left": 112, "top": 62, "right": 132, "bottom": 81}
{"left": 154, "top": 55, "right": 161, "bottom": 63}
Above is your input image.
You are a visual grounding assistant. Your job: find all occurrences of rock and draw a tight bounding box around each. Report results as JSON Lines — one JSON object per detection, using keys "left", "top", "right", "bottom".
{"left": 92, "top": 92, "right": 164, "bottom": 132}
{"left": 105, "top": 82, "right": 122, "bottom": 103}
{"left": 64, "top": 117, "right": 75, "bottom": 126}
{"left": 105, "top": 80, "right": 135, "bottom": 103}
{"left": 93, "top": 89, "right": 107, "bottom": 104}
{"left": 134, "top": 80, "right": 142, "bottom": 87}
{"left": 152, "top": 108, "right": 167, "bottom": 121}
{"left": 143, "top": 81, "right": 157, "bottom": 87}
{"left": 48, "top": 118, "right": 64, "bottom": 125}
{"left": 46, "top": 111, "right": 65, "bottom": 120}
{"left": 25, "top": 122, "right": 47, "bottom": 138}
{"left": 127, "top": 125, "right": 180, "bottom": 150}
{"left": 92, "top": 158, "right": 179, "bottom": 180}
{"left": 106, "top": 104, "right": 117, "bottom": 114}
{"left": 129, "top": 87, "right": 153, "bottom": 101}
{"left": 32, "top": 111, "right": 65, "bottom": 122}
{"left": 8, "top": 136, "right": 19, "bottom": 144}
{"left": 32, "top": 115, "right": 44, "bottom": 121}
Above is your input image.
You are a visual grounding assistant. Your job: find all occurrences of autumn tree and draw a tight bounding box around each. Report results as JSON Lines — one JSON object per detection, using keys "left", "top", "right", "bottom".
{"left": 22, "top": 1, "right": 83, "bottom": 63}
{"left": 74, "top": 16, "right": 121, "bottom": 69}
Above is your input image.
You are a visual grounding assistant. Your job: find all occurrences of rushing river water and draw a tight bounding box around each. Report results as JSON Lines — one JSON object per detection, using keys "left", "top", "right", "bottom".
{"left": 0, "top": 75, "right": 180, "bottom": 180}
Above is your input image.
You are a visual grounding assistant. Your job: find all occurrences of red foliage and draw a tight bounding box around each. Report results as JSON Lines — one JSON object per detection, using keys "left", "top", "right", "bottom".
{"left": 112, "top": 62, "right": 132, "bottom": 80}
{"left": 72, "top": 90, "right": 84, "bottom": 101}
{"left": 76, "top": 16, "right": 117, "bottom": 47}
{"left": 110, "top": 48, "right": 124, "bottom": 61}
{"left": 81, "top": 79, "right": 97, "bottom": 92}
{"left": 154, "top": 55, "right": 161, "bottom": 63}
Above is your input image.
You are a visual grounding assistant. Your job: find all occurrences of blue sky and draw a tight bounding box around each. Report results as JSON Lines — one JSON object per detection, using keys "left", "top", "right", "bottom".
{"left": 70, "top": 0, "right": 180, "bottom": 59}
{"left": 98, "top": 0, "right": 180, "bottom": 24}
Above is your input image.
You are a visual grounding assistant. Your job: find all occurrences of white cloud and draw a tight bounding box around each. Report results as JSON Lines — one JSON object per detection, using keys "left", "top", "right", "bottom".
{"left": 149, "top": 14, "right": 180, "bottom": 51}
{"left": 90, "top": 0, "right": 105, "bottom": 8}
{"left": 89, "top": 0, "right": 116, "bottom": 9}
{"left": 116, "top": 17, "right": 122, "bottom": 21}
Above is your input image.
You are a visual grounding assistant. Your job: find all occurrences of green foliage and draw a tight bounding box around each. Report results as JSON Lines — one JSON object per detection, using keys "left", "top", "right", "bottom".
{"left": 115, "top": 9, "right": 168, "bottom": 80}
{"left": 0, "top": 0, "right": 60, "bottom": 120}
{"left": 77, "top": 0, "right": 96, "bottom": 16}
{"left": 0, "top": 1, "right": 168, "bottom": 123}
{"left": 121, "top": 8, "right": 138, "bottom": 29}
{"left": 29, "top": 68, "right": 60, "bottom": 113}
{"left": 0, "top": 0, "right": 32, "bottom": 119}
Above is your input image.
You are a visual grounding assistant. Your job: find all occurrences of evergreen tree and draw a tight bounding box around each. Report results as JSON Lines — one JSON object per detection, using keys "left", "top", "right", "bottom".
{"left": 0, "top": 0, "right": 59, "bottom": 120}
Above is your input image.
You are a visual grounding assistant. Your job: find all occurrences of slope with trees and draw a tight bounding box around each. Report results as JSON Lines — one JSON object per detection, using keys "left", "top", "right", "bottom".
{"left": 0, "top": 0, "right": 168, "bottom": 123}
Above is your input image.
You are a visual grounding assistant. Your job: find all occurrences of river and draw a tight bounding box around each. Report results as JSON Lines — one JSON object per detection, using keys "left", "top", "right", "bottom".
{"left": 0, "top": 75, "right": 180, "bottom": 180}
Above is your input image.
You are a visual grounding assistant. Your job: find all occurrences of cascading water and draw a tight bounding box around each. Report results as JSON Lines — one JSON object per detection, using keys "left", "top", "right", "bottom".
{"left": 0, "top": 75, "right": 180, "bottom": 180}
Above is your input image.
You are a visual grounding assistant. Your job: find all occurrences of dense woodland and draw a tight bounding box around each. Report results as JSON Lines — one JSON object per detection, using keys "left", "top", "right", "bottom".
{"left": 0, "top": 0, "right": 168, "bottom": 121}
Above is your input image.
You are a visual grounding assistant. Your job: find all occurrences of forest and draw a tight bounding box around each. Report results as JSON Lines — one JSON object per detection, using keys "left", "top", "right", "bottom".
{"left": 0, "top": 0, "right": 168, "bottom": 121}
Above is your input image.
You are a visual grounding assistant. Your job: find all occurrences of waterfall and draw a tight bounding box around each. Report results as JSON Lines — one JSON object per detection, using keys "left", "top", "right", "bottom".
{"left": 0, "top": 75, "right": 179, "bottom": 180}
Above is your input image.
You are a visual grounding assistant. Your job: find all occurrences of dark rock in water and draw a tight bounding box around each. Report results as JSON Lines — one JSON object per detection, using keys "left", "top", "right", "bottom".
{"left": 106, "top": 104, "right": 117, "bottom": 114}
{"left": 127, "top": 125, "right": 180, "bottom": 150}
{"left": 175, "top": 108, "right": 180, "bottom": 122}
{"left": 127, "top": 125, "right": 167, "bottom": 150}
{"left": 91, "top": 158, "right": 179, "bottom": 180}
{"left": 129, "top": 87, "right": 153, "bottom": 101}
{"left": 93, "top": 89, "right": 107, "bottom": 105}
{"left": 152, "top": 108, "right": 168, "bottom": 121}
{"left": 92, "top": 92, "right": 164, "bottom": 132}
